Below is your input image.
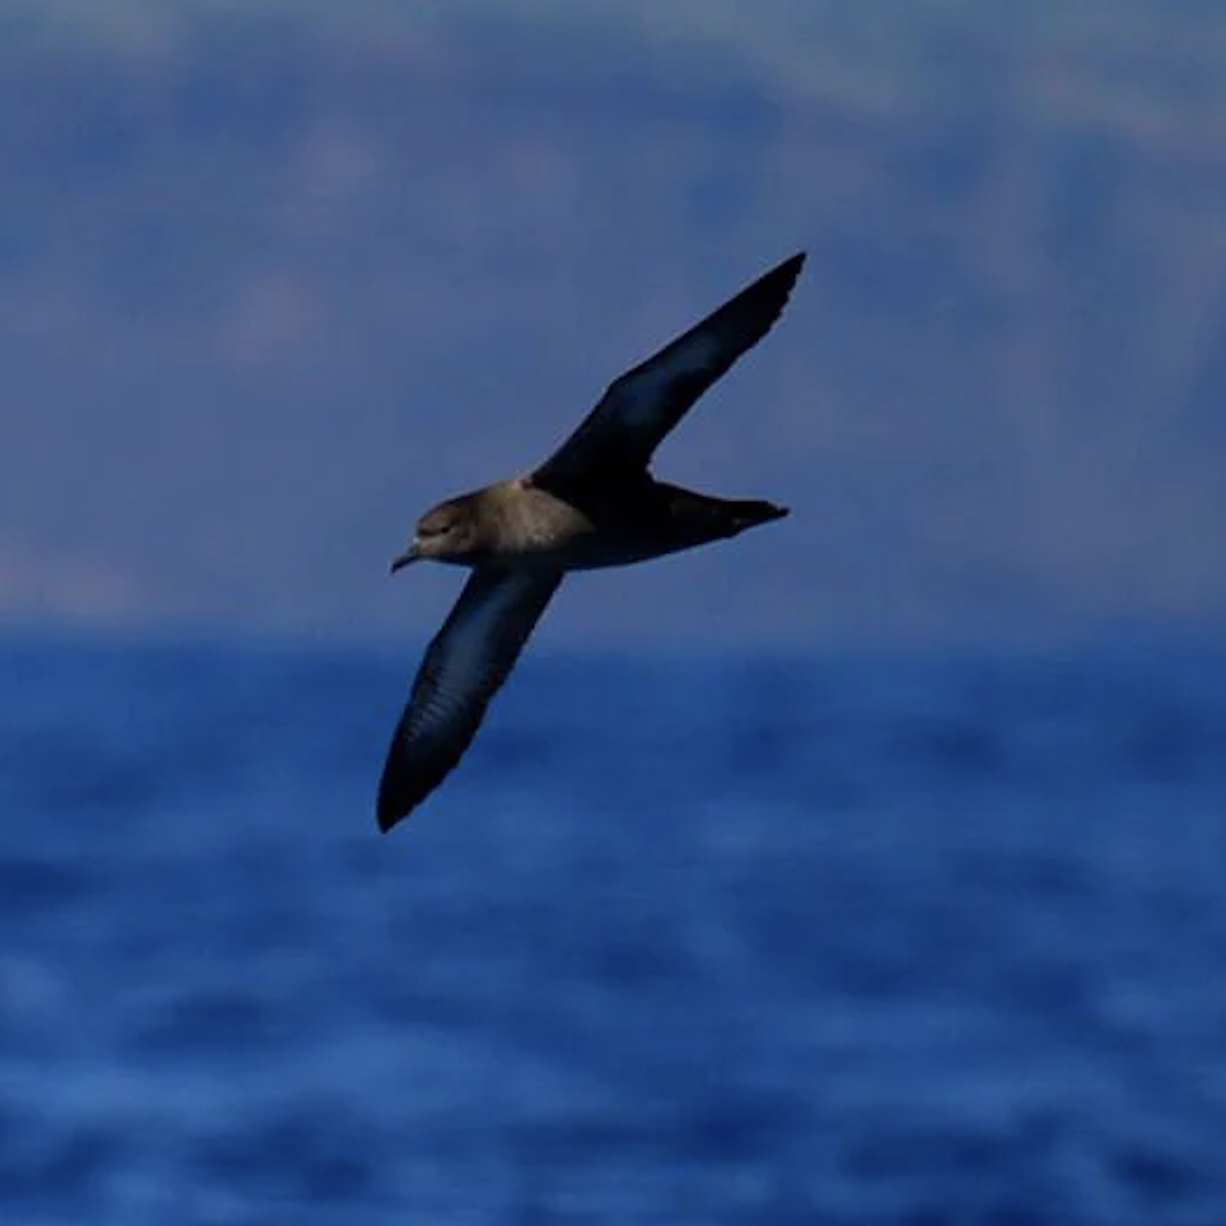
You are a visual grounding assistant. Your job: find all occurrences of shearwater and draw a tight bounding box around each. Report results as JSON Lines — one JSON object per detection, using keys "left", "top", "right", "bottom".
{"left": 377, "top": 253, "right": 804, "bottom": 831}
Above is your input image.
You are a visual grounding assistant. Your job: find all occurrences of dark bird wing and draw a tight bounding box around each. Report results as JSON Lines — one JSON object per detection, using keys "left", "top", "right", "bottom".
{"left": 377, "top": 567, "right": 563, "bottom": 831}
{"left": 534, "top": 252, "right": 805, "bottom": 485}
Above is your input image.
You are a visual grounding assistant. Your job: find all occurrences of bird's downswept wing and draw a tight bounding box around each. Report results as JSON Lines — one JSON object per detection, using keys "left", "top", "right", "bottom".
{"left": 377, "top": 567, "right": 563, "bottom": 831}
{"left": 534, "top": 252, "right": 805, "bottom": 486}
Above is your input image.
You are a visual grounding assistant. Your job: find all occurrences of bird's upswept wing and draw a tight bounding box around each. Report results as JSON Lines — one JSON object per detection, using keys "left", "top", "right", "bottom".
{"left": 534, "top": 252, "right": 805, "bottom": 486}
{"left": 377, "top": 568, "right": 563, "bottom": 831}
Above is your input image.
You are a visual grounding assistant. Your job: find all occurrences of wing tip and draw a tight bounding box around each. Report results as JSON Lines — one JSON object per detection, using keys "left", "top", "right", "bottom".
{"left": 732, "top": 251, "right": 806, "bottom": 339}
{"left": 376, "top": 795, "right": 404, "bottom": 834}
{"left": 769, "top": 250, "right": 807, "bottom": 301}
{"left": 376, "top": 770, "right": 416, "bottom": 833}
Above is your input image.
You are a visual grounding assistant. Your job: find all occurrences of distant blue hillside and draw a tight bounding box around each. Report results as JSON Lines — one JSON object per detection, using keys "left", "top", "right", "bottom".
{"left": 0, "top": 6, "right": 1222, "bottom": 643}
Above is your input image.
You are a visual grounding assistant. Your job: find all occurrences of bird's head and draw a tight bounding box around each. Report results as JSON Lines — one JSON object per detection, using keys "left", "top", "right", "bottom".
{"left": 390, "top": 497, "right": 481, "bottom": 571}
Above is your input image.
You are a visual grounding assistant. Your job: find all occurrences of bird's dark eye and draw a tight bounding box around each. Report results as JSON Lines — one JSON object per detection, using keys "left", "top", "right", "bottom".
{"left": 420, "top": 516, "right": 454, "bottom": 539}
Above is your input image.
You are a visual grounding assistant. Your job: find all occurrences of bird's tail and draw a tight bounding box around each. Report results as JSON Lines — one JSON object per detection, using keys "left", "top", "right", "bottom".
{"left": 664, "top": 486, "right": 789, "bottom": 543}
{"left": 720, "top": 498, "right": 789, "bottom": 533}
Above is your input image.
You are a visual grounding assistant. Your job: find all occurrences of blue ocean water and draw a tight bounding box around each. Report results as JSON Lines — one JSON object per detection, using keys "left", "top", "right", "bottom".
{"left": 0, "top": 634, "right": 1224, "bottom": 1225}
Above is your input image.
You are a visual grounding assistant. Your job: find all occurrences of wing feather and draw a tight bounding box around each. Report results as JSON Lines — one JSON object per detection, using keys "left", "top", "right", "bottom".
{"left": 534, "top": 252, "right": 805, "bottom": 484}
{"left": 377, "top": 568, "right": 563, "bottom": 831}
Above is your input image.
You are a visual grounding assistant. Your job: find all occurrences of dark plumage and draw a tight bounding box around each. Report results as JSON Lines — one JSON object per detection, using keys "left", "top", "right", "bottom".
{"left": 377, "top": 253, "right": 805, "bottom": 831}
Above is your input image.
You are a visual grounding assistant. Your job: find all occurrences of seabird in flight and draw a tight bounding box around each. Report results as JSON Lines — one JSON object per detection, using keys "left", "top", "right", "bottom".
{"left": 377, "top": 252, "right": 805, "bottom": 831}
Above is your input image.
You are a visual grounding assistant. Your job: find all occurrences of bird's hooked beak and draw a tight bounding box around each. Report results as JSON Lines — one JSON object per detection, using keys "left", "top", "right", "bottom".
{"left": 389, "top": 542, "right": 420, "bottom": 574}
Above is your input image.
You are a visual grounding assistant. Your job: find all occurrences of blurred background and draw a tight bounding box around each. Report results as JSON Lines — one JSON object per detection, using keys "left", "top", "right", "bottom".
{"left": 1, "top": 2, "right": 1224, "bottom": 1223}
